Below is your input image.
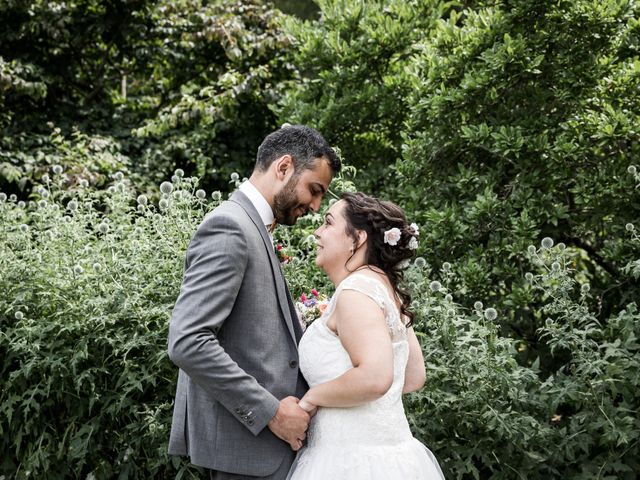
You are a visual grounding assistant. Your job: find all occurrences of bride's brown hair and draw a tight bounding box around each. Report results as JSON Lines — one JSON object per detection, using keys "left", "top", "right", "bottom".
{"left": 340, "top": 192, "right": 418, "bottom": 327}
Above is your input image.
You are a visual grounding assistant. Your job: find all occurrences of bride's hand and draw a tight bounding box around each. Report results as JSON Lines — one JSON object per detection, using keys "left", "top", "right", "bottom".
{"left": 298, "top": 398, "right": 317, "bottom": 416}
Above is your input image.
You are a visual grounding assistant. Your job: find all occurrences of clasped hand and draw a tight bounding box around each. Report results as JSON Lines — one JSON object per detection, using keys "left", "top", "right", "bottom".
{"left": 268, "top": 396, "right": 316, "bottom": 451}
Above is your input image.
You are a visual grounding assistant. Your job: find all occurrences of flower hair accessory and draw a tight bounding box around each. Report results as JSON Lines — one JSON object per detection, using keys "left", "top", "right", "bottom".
{"left": 383, "top": 223, "right": 420, "bottom": 250}
{"left": 383, "top": 227, "right": 402, "bottom": 246}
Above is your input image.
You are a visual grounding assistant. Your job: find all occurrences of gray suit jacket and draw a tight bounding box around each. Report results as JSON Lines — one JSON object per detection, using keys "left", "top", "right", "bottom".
{"left": 167, "top": 190, "right": 306, "bottom": 476}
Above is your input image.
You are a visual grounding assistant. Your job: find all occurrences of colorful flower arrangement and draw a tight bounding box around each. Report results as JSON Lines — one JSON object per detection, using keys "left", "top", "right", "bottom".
{"left": 295, "top": 289, "right": 330, "bottom": 328}
{"left": 275, "top": 243, "right": 292, "bottom": 264}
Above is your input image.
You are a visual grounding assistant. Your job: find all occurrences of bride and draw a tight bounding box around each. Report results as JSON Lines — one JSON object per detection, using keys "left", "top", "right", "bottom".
{"left": 287, "top": 192, "right": 444, "bottom": 479}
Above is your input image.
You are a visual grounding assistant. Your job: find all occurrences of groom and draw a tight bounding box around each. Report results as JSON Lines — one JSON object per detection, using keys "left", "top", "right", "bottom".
{"left": 168, "top": 125, "right": 341, "bottom": 479}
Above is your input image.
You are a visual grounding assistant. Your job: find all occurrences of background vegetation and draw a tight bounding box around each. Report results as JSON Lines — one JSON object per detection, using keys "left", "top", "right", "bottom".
{"left": 1, "top": 0, "right": 639, "bottom": 478}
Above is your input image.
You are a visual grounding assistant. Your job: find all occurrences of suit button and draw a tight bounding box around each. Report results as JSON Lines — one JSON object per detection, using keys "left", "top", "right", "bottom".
{"left": 289, "top": 360, "right": 298, "bottom": 368}
{"left": 235, "top": 408, "right": 241, "bottom": 414}
{"left": 248, "top": 420, "right": 254, "bottom": 426}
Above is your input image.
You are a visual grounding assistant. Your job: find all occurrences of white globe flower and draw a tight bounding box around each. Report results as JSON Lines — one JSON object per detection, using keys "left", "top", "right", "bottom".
{"left": 38, "top": 200, "right": 47, "bottom": 208}
{"left": 626, "top": 223, "right": 635, "bottom": 232}
{"left": 429, "top": 281, "right": 441, "bottom": 292}
{"left": 160, "top": 181, "right": 173, "bottom": 195}
{"left": 442, "top": 262, "right": 451, "bottom": 271}
{"left": 67, "top": 200, "right": 78, "bottom": 211}
{"left": 527, "top": 245, "right": 536, "bottom": 255}
{"left": 137, "top": 195, "right": 148, "bottom": 206}
{"left": 52, "top": 165, "right": 63, "bottom": 175}
{"left": 628, "top": 165, "right": 637, "bottom": 175}
{"left": 19, "top": 224, "right": 29, "bottom": 233}
{"left": 171, "top": 175, "right": 180, "bottom": 183}
{"left": 114, "top": 171, "right": 124, "bottom": 181}
{"left": 541, "top": 237, "right": 554, "bottom": 249}
{"left": 93, "top": 263, "right": 102, "bottom": 272}
{"left": 551, "top": 262, "right": 561, "bottom": 271}
{"left": 196, "top": 189, "right": 206, "bottom": 199}
{"left": 15, "top": 311, "right": 24, "bottom": 320}
{"left": 73, "top": 265, "right": 84, "bottom": 275}
{"left": 159, "top": 199, "right": 169, "bottom": 210}
{"left": 116, "top": 182, "right": 126, "bottom": 193}
{"left": 175, "top": 168, "right": 185, "bottom": 178}
{"left": 484, "top": 308, "right": 498, "bottom": 321}
{"left": 42, "top": 174, "right": 50, "bottom": 183}
{"left": 444, "top": 294, "right": 453, "bottom": 302}
{"left": 525, "top": 272, "right": 534, "bottom": 281}
{"left": 18, "top": 201, "right": 26, "bottom": 208}
{"left": 98, "top": 223, "right": 109, "bottom": 234}
{"left": 107, "top": 186, "right": 116, "bottom": 194}
{"left": 0, "top": 193, "right": 6, "bottom": 202}
{"left": 581, "top": 283, "right": 590, "bottom": 294}
{"left": 79, "top": 179, "right": 89, "bottom": 188}
{"left": 211, "top": 191, "right": 222, "bottom": 201}
{"left": 474, "top": 301, "right": 483, "bottom": 310}
{"left": 9, "top": 194, "right": 17, "bottom": 202}
{"left": 230, "top": 172, "right": 240, "bottom": 182}
{"left": 414, "top": 257, "right": 427, "bottom": 269}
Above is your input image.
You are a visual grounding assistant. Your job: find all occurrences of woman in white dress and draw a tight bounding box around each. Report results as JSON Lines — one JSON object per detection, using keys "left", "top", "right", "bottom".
{"left": 287, "top": 192, "right": 445, "bottom": 480}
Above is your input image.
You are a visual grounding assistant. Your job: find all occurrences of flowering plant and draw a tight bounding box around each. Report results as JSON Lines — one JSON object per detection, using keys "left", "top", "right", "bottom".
{"left": 275, "top": 243, "right": 292, "bottom": 264}
{"left": 295, "top": 289, "right": 330, "bottom": 328}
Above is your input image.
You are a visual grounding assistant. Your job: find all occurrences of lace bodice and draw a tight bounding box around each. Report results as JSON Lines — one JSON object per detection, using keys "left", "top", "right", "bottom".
{"left": 298, "top": 273, "right": 412, "bottom": 447}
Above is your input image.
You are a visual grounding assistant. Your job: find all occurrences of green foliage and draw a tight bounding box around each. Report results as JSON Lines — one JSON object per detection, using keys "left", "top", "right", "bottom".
{"left": 0, "top": 0, "right": 294, "bottom": 195}
{"left": 0, "top": 171, "right": 214, "bottom": 479}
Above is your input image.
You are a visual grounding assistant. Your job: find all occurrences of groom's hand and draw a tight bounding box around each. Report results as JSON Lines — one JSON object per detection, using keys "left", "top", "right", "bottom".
{"left": 267, "top": 396, "right": 310, "bottom": 451}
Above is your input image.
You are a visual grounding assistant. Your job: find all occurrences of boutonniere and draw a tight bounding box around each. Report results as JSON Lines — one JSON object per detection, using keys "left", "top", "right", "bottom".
{"left": 275, "top": 244, "right": 292, "bottom": 264}
{"left": 295, "top": 289, "right": 330, "bottom": 328}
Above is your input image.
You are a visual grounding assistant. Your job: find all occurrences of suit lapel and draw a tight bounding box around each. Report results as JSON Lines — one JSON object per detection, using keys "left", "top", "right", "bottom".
{"left": 230, "top": 191, "right": 298, "bottom": 344}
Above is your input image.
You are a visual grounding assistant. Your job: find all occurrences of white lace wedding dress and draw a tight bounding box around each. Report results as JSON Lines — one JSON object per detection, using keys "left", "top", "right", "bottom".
{"left": 287, "top": 274, "right": 445, "bottom": 480}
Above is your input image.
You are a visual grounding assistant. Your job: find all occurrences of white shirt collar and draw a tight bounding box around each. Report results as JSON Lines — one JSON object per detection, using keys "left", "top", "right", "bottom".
{"left": 238, "top": 180, "right": 275, "bottom": 228}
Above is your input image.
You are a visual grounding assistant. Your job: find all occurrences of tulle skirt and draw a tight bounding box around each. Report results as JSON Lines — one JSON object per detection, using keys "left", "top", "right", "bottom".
{"left": 286, "top": 437, "right": 445, "bottom": 480}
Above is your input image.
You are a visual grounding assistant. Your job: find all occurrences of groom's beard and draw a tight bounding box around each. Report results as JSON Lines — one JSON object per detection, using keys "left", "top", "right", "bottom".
{"left": 273, "top": 175, "right": 308, "bottom": 226}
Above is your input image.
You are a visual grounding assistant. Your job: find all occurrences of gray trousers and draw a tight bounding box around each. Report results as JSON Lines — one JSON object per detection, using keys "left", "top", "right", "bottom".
{"left": 208, "top": 449, "right": 296, "bottom": 480}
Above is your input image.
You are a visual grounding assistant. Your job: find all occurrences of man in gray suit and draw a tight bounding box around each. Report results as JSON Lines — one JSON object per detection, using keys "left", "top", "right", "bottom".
{"left": 168, "top": 125, "right": 341, "bottom": 479}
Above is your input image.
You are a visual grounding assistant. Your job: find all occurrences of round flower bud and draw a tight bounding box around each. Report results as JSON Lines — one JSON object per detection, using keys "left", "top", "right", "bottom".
{"left": 9, "top": 194, "right": 17, "bottom": 202}
{"left": 98, "top": 222, "right": 109, "bottom": 234}
{"left": 551, "top": 262, "right": 560, "bottom": 271}
{"left": 93, "top": 263, "right": 102, "bottom": 272}
{"left": 134, "top": 226, "right": 143, "bottom": 235}
{"left": 79, "top": 179, "right": 89, "bottom": 188}
{"left": 171, "top": 175, "right": 180, "bottom": 183}
{"left": 444, "top": 294, "right": 453, "bottom": 302}
{"left": 107, "top": 186, "right": 116, "bottom": 194}
{"left": 525, "top": 272, "right": 534, "bottom": 281}
{"left": 0, "top": 192, "right": 6, "bottom": 202}
{"left": 473, "top": 301, "right": 483, "bottom": 310}
{"left": 541, "top": 237, "right": 554, "bottom": 249}
{"left": 73, "top": 265, "right": 84, "bottom": 275}
{"left": 469, "top": 346, "right": 477, "bottom": 355}
{"left": 211, "top": 191, "right": 222, "bottom": 201}
{"left": 545, "top": 318, "right": 554, "bottom": 327}
{"left": 67, "top": 200, "right": 78, "bottom": 211}
{"left": 527, "top": 245, "right": 536, "bottom": 255}
{"left": 626, "top": 223, "right": 635, "bottom": 232}
{"left": 429, "top": 281, "right": 441, "bottom": 292}
{"left": 160, "top": 181, "right": 173, "bottom": 195}
{"left": 159, "top": 199, "right": 169, "bottom": 210}
{"left": 442, "top": 262, "right": 451, "bottom": 271}
{"left": 52, "top": 165, "right": 63, "bottom": 175}
{"left": 557, "top": 242, "right": 566, "bottom": 250}
{"left": 628, "top": 165, "right": 637, "bottom": 175}
{"left": 414, "top": 257, "right": 427, "bottom": 269}
{"left": 63, "top": 216, "right": 71, "bottom": 223}
{"left": 15, "top": 311, "right": 24, "bottom": 320}
{"left": 18, "top": 201, "right": 26, "bottom": 208}
{"left": 137, "top": 195, "right": 148, "bottom": 206}
{"left": 40, "top": 190, "right": 50, "bottom": 199}
{"left": 116, "top": 182, "right": 126, "bottom": 193}
{"left": 137, "top": 205, "right": 145, "bottom": 213}
{"left": 230, "top": 172, "right": 240, "bottom": 182}
{"left": 114, "top": 172, "right": 124, "bottom": 181}
{"left": 38, "top": 200, "right": 47, "bottom": 208}
{"left": 196, "top": 189, "right": 206, "bottom": 199}
{"left": 447, "top": 308, "right": 455, "bottom": 317}
{"left": 19, "top": 224, "right": 29, "bottom": 233}
{"left": 484, "top": 308, "right": 498, "bottom": 321}
{"left": 42, "top": 174, "right": 50, "bottom": 183}
{"left": 581, "top": 283, "right": 590, "bottom": 294}
{"left": 175, "top": 168, "right": 185, "bottom": 178}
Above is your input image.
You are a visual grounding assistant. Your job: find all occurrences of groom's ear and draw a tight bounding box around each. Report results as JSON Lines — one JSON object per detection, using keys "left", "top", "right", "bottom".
{"left": 273, "top": 155, "right": 294, "bottom": 181}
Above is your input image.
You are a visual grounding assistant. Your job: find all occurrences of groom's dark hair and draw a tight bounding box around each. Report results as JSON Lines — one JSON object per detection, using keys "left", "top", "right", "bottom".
{"left": 255, "top": 125, "right": 341, "bottom": 174}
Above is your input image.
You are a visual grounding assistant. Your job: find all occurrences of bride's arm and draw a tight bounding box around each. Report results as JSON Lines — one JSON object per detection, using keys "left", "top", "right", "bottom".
{"left": 298, "top": 290, "right": 394, "bottom": 410}
{"left": 402, "top": 327, "right": 426, "bottom": 394}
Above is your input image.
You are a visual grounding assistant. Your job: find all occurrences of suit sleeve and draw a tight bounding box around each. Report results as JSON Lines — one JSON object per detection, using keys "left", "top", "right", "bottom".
{"left": 168, "top": 213, "right": 280, "bottom": 435}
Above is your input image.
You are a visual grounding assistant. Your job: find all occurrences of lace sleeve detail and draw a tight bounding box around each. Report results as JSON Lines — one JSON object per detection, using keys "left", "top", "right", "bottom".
{"left": 338, "top": 274, "right": 407, "bottom": 339}
{"left": 339, "top": 274, "right": 388, "bottom": 310}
